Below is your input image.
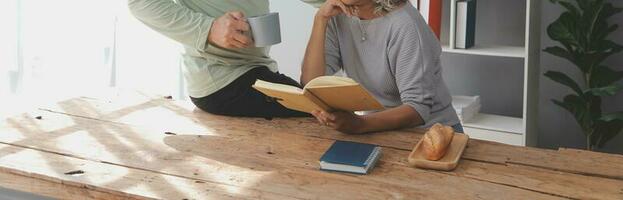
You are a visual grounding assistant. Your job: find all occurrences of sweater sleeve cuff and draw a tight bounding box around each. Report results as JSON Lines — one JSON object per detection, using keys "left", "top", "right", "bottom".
{"left": 196, "top": 16, "right": 215, "bottom": 52}
{"left": 405, "top": 102, "right": 431, "bottom": 125}
{"left": 300, "top": 0, "right": 325, "bottom": 8}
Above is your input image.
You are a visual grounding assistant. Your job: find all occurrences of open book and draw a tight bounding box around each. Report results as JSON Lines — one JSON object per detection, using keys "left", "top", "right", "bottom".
{"left": 252, "top": 76, "right": 384, "bottom": 113}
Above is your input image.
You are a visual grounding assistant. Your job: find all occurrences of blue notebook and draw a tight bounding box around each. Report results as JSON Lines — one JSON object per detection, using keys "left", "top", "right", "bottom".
{"left": 319, "top": 140, "right": 382, "bottom": 174}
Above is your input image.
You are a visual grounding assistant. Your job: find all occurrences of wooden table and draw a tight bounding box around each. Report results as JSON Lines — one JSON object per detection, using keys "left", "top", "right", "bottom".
{"left": 1, "top": 90, "right": 622, "bottom": 200}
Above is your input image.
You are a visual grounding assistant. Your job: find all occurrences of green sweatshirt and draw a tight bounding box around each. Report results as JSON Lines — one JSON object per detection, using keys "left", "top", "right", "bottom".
{"left": 128, "top": 0, "right": 324, "bottom": 98}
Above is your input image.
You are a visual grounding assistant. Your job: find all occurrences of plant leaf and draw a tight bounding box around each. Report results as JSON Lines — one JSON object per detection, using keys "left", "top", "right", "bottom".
{"left": 589, "top": 66, "right": 623, "bottom": 88}
{"left": 601, "top": 2, "right": 623, "bottom": 19}
{"left": 552, "top": 99, "right": 571, "bottom": 112}
{"left": 600, "top": 112, "right": 623, "bottom": 122}
{"left": 584, "top": 0, "right": 605, "bottom": 42}
{"left": 558, "top": 1, "right": 581, "bottom": 16}
{"left": 594, "top": 112, "right": 623, "bottom": 147}
{"left": 581, "top": 40, "right": 623, "bottom": 70}
{"left": 595, "top": 24, "right": 619, "bottom": 41}
{"left": 545, "top": 71, "right": 584, "bottom": 95}
{"left": 543, "top": 46, "right": 576, "bottom": 64}
{"left": 576, "top": 0, "right": 591, "bottom": 11}
{"left": 585, "top": 83, "right": 623, "bottom": 96}
{"left": 587, "top": 94, "right": 603, "bottom": 120}
{"left": 592, "top": 40, "right": 623, "bottom": 55}
{"left": 548, "top": 12, "right": 581, "bottom": 48}
{"left": 552, "top": 94, "right": 591, "bottom": 132}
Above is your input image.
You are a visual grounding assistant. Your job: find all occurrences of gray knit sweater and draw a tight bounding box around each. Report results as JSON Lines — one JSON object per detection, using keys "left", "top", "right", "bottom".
{"left": 324, "top": 2, "right": 460, "bottom": 128}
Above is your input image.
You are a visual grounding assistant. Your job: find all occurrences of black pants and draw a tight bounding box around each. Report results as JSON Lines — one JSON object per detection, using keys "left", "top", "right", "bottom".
{"left": 191, "top": 67, "right": 310, "bottom": 118}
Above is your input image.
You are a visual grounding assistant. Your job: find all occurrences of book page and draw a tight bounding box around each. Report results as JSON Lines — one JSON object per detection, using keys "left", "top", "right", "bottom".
{"left": 304, "top": 76, "right": 357, "bottom": 88}
{"left": 252, "top": 80, "right": 327, "bottom": 113}
{"left": 306, "top": 85, "right": 384, "bottom": 112}
{"left": 253, "top": 80, "right": 304, "bottom": 94}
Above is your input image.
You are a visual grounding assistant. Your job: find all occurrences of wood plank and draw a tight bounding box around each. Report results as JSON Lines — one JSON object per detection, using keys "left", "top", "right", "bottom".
{"left": 556, "top": 148, "right": 623, "bottom": 179}
{"left": 143, "top": 126, "right": 623, "bottom": 200}
{"left": 164, "top": 133, "right": 623, "bottom": 200}
{"left": 1, "top": 111, "right": 567, "bottom": 199}
{"left": 39, "top": 94, "right": 623, "bottom": 180}
{"left": 0, "top": 171, "right": 136, "bottom": 200}
{"left": 0, "top": 144, "right": 292, "bottom": 200}
{"left": 451, "top": 161, "right": 623, "bottom": 200}
{"left": 463, "top": 140, "right": 623, "bottom": 180}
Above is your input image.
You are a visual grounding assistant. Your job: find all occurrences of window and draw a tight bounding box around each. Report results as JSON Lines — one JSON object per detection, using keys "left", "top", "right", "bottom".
{"left": 1, "top": 0, "right": 185, "bottom": 102}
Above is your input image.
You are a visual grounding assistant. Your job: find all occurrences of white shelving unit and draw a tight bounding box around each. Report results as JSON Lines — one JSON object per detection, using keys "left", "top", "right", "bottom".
{"left": 441, "top": 45, "right": 525, "bottom": 58}
{"left": 443, "top": 0, "right": 541, "bottom": 146}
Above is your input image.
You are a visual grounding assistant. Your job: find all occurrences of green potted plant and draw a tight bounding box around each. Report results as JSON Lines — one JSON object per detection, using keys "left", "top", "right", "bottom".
{"left": 544, "top": 0, "right": 623, "bottom": 150}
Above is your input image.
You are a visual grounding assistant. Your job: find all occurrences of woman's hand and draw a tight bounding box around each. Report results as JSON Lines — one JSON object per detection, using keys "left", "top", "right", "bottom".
{"left": 316, "top": 0, "right": 353, "bottom": 21}
{"left": 311, "top": 105, "right": 424, "bottom": 134}
{"left": 311, "top": 110, "right": 366, "bottom": 134}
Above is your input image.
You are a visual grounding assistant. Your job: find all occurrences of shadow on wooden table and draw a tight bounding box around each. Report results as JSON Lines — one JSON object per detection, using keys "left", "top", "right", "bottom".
{"left": 163, "top": 135, "right": 281, "bottom": 172}
{"left": 0, "top": 98, "right": 197, "bottom": 199}
{"left": 6, "top": 91, "right": 622, "bottom": 199}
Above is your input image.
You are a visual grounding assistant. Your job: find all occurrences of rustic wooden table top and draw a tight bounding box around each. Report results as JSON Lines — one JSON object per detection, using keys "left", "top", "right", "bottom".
{"left": 1, "top": 90, "right": 622, "bottom": 200}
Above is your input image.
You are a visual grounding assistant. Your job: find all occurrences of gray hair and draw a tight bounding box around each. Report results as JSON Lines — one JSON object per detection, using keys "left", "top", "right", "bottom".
{"left": 373, "top": 0, "right": 408, "bottom": 14}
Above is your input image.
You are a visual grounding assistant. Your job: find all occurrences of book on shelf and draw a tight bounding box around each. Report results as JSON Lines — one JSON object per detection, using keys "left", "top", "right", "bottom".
{"left": 410, "top": 0, "right": 420, "bottom": 9}
{"left": 412, "top": 0, "right": 442, "bottom": 39}
{"left": 455, "top": 0, "right": 477, "bottom": 49}
{"left": 252, "top": 76, "right": 384, "bottom": 114}
{"left": 319, "top": 140, "right": 382, "bottom": 174}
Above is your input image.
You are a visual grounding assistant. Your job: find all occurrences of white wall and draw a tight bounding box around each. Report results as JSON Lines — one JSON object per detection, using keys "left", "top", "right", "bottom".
{"left": 269, "top": 0, "right": 318, "bottom": 81}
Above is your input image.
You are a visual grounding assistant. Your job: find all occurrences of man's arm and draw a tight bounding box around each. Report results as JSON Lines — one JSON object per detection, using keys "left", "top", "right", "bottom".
{"left": 128, "top": 0, "right": 251, "bottom": 50}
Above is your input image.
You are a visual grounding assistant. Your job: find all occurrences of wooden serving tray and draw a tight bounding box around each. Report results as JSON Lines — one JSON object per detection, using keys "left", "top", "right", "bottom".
{"left": 407, "top": 133, "right": 469, "bottom": 171}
